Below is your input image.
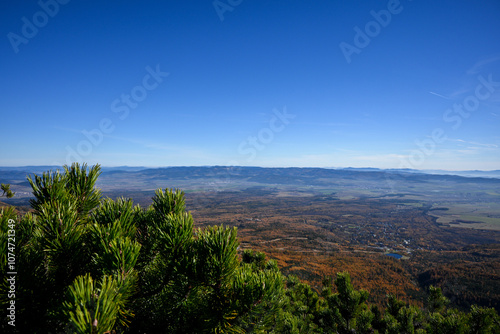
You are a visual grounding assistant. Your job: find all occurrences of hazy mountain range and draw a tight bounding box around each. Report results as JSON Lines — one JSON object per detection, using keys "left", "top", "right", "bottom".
{"left": 1, "top": 165, "right": 499, "bottom": 178}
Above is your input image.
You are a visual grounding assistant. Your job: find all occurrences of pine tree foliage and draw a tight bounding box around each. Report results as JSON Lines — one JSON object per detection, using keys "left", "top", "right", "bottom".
{"left": 321, "top": 271, "right": 372, "bottom": 333}
{"left": 0, "top": 183, "right": 15, "bottom": 198}
{"left": 428, "top": 285, "right": 450, "bottom": 314}
{"left": 62, "top": 273, "right": 135, "bottom": 333}
{"left": 0, "top": 163, "right": 499, "bottom": 333}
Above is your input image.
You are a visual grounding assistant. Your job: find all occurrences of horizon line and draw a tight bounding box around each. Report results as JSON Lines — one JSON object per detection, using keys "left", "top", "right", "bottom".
{"left": 0, "top": 165, "right": 499, "bottom": 173}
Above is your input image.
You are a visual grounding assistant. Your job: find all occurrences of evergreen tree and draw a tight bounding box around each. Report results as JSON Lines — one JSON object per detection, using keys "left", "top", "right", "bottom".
{"left": 427, "top": 286, "right": 449, "bottom": 314}
{"left": 273, "top": 275, "right": 323, "bottom": 333}
{"left": 0, "top": 183, "right": 14, "bottom": 198}
{"left": 321, "top": 272, "right": 372, "bottom": 333}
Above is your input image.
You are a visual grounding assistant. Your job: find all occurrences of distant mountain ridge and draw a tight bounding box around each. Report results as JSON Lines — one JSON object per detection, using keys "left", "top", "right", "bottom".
{"left": 1, "top": 166, "right": 500, "bottom": 182}
{"left": 0, "top": 166, "right": 148, "bottom": 172}
{"left": 333, "top": 167, "right": 500, "bottom": 179}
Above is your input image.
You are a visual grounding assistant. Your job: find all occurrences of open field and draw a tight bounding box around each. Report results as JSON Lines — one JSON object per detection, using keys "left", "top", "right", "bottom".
{"left": 429, "top": 202, "right": 500, "bottom": 231}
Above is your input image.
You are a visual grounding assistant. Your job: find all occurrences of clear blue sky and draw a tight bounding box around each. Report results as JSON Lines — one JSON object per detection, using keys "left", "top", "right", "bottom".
{"left": 1, "top": 0, "right": 499, "bottom": 170}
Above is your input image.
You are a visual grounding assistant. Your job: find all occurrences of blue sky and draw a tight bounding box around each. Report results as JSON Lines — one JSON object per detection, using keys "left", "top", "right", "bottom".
{"left": 1, "top": 0, "right": 499, "bottom": 170}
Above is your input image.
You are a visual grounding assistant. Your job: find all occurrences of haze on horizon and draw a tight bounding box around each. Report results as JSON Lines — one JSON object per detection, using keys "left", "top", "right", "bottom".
{"left": 1, "top": 1, "right": 499, "bottom": 170}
